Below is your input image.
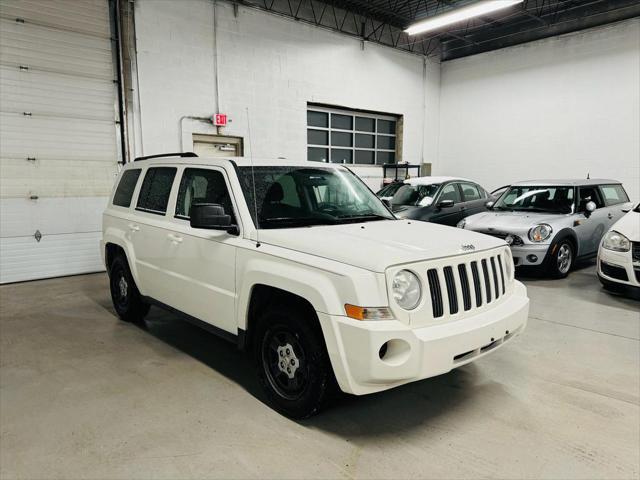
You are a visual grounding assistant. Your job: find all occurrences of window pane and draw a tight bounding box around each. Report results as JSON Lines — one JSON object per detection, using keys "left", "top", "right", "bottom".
{"left": 355, "top": 133, "right": 374, "bottom": 148}
{"left": 460, "top": 182, "right": 481, "bottom": 201}
{"left": 331, "top": 149, "right": 353, "bottom": 164}
{"left": 175, "top": 168, "right": 235, "bottom": 222}
{"left": 601, "top": 185, "right": 628, "bottom": 205}
{"left": 376, "top": 151, "right": 395, "bottom": 165}
{"left": 355, "top": 117, "right": 375, "bottom": 132}
{"left": 307, "top": 129, "right": 328, "bottom": 145}
{"left": 355, "top": 150, "right": 375, "bottom": 165}
{"left": 331, "top": 113, "right": 353, "bottom": 130}
{"left": 440, "top": 184, "right": 462, "bottom": 203}
{"left": 332, "top": 131, "right": 353, "bottom": 147}
{"left": 137, "top": 167, "right": 177, "bottom": 214}
{"left": 307, "top": 110, "right": 328, "bottom": 128}
{"left": 308, "top": 147, "right": 328, "bottom": 162}
{"left": 113, "top": 169, "right": 141, "bottom": 207}
{"left": 377, "top": 119, "right": 396, "bottom": 134}
{"left": 377, "top": 135, "right": 396, "bottom": 150}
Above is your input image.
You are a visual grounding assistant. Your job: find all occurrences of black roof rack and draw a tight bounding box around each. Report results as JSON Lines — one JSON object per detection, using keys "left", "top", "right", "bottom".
{"left": 134, "top": 152, "right": 198, "bottom": 162}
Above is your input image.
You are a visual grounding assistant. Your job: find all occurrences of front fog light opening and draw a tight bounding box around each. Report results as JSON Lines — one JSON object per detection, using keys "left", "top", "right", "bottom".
{"left": 378, "top": 339, "right": 411, "bottom": 366}
{"left": 526, "top": 254, "right": 538, "bottom": 263}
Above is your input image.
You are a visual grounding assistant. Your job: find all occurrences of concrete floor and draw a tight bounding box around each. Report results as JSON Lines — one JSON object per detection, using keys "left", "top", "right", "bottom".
{"left": 1, "top": 263, "right": 638, "bottom": 479}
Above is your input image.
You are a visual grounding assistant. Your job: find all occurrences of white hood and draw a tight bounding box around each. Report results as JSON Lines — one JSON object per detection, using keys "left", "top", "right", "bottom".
{"left": 258, "top": 220, "right": 504, "bottom": 272}
{"left": 610, "top": 210, "right": 640, "bottom": 241}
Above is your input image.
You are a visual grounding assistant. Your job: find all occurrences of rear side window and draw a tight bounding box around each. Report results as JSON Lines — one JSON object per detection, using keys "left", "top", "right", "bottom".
{"left": 113, "top": 169, "right": 141, "bottom": 207}
{"left": 460, "top": 182, "right": 482, "bottom": 201}
{"left": 175, "top": 168, "right": 235, "bottom": 222}
{"left": 600, "top": 184, "right": 629, "bottom": 206}
{"left": 136, "top": 167, "right": 177, "bottom": 214}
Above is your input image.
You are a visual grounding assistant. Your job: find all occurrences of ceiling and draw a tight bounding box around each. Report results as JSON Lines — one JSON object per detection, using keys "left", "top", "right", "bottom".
{"left": 235, "top": 0, "right": 640, "bottom": 60}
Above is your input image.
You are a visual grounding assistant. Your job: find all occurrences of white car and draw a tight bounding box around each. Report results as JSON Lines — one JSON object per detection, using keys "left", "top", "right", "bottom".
{"left": 597, "top": 203, "right": 640, "bottom": 299}
{"left": 102, "top": 153, "right": 529, "bottom": 418}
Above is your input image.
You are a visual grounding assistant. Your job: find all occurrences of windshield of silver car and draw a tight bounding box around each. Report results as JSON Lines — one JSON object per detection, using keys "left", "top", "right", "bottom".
{"left": 391, "top": 184, "right": 440, "bottom": 206}
{"left": 237, "top": 166, "right": 395, "bottom": 228}
{"left": 493, "top": 186, "right": 574, "bottom": 214}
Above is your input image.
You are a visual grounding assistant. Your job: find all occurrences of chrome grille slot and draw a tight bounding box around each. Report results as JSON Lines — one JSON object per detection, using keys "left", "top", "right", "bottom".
{"left": 443, "top": 266, "right": 458, "bottom": 315}
{"left": 633, "top": 242, "right": 640, "bottom": 262}
{"left": 497, "top": 255, "right": 506, "bottom": 294}
{"left": 481, "top": 259, "right": 492, "bottom": 303}
{"left": 471, "top": 261, "right": 482, "bottom": 307}
{"left": 458, "top": 264, "right": 472, "bottom": 311}
{"left": 427, "top": 268, "right": 444, "bottom": 318}
{"left": 490, "top": 257, "right": 500, "bottom": 299}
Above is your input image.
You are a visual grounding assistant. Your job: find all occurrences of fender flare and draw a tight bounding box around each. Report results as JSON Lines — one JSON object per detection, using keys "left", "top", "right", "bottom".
{"left": 545, "top": 228, "right": 578, "bottom": 262}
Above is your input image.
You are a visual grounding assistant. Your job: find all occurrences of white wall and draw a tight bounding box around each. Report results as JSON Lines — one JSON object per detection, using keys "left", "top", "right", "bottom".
{"left": 438, "top": 19, "right": 640, "bottom": 201}
{"left": 133, "top": 0, "right": 440, "bottom": 190}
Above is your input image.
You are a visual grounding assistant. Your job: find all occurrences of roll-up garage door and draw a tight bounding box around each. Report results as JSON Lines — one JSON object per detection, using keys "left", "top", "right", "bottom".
{"left": 0, "top": 0, "right": 119, "bottom": 283}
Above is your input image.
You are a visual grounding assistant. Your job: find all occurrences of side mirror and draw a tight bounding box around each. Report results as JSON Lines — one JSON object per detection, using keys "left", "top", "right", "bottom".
{"left": 584, "top": 201, "right": 596, "bottom": 217}
{"left": 485, "top": 201, "right": 495, "bottom": 209}
{"left": 190, "top": 203, "right": 238, "bottom": 234}
{"left": 437, "top": 199, "right": 454, "bottom": 209}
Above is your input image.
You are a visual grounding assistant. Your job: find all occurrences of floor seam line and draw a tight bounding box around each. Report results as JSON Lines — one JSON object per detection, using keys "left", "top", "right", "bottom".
{"left": 529, "top": 315, "right": 640, "bottom": 341}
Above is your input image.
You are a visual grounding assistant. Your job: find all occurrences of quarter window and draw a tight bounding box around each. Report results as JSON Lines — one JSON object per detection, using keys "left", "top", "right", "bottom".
{"left": 175, "top": 168, "right": 236, "bottom": 222}
{"left": 600, "top": 184, "right": 629, "bottom": 206}
{"left": 460, "top": 183, "right": 481, "bottom": 201}
{"left": 113, "top": 169, "right": 141, "bottom": 207}
{"left": 307, "top": 106, "right": 399, "bottom": 165}
{"left": 136, "top": 167, "right": 177, "bottom": 214}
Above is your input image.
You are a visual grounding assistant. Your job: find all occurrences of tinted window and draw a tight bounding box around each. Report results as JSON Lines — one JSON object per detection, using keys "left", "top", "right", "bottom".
{"left": 600, "top": 184, "right": 629, "bottom": 206}
{"left": 113, "top": 169, "right": 141, "bottom": 207}
{"left": 136, "top": 167, "right": 177, "bottom": 214}
{"left": 439, "top": 184, "right": 462, "bottom": 203}
{"left": 578, "top": 186, "right": 604, "bottom": 210}
{"left": 307, "top": 111, "right": 328, "bottom": 128}
{"left": 175, "top": 168, "right": 235, "bottom": 222}
{"left": 460, "top": 182, "right": 481, "bottom": 201}
{"left": 392, "top": 184, "right": 440, "bottom": 206}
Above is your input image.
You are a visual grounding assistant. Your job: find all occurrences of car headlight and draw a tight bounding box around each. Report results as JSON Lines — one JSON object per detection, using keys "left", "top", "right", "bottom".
{"left": 602, "top": 230, "right": 630, "bottom": 252}
{"left": 457, "top": 219, "right": 466, "bottom": 229}
{"left": 392, "top": 270, "right": 421, "bottom": 310}
{"left": 528, "top": 224, "right": 553, "bottom": 242}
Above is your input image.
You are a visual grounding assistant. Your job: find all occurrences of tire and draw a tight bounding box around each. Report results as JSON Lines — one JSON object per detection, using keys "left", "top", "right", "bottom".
{"left": 254, "top": 305, "right": 333, "bottom": 419}
{"left": 108, "top": 254, "right": 150, "bottom": 322}
{"left": 545, "top": 239, "right": 574, "bottom": 278}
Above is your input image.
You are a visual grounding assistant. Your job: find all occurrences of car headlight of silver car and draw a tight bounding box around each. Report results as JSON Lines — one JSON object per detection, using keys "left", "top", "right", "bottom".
{"left": 456, "top": 219, "right": 466, "bottom": 229}
{"left": 392, "top": 270, "right": 422, "bottom": 310}
{"left": 528, "top": 224, "right": 553, "bottom": 243}
{"left": 602, "top": 230, "right": 630, "bottom": 252}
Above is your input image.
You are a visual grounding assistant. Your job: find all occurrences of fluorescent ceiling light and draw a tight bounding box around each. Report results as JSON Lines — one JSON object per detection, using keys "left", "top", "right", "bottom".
{"left": 405, "top": 0, "right": 524, "bottom": 35}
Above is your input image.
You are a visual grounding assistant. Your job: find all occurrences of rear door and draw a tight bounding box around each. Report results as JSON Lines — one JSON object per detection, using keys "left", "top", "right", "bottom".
{"left": 430, "top": 182, "right": 464, "bottom": 226}
{"left": 459, "top": 182, "right": 487, "bottom": 217}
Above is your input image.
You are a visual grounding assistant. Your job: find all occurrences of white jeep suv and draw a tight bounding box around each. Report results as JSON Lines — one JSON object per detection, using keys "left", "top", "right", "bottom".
{"left": 102, "top": 153, "right": 530, "bottom": 418}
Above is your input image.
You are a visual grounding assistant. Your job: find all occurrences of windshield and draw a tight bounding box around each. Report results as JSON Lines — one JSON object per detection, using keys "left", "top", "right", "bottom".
{"left": 493, "top": 186, "right": 574, "bottom": 214}
{"left": 237, "top": 166, "right": 395, "bottom": 229}
{"left": 391, "top": 184, "right": 440, "bottom": 206}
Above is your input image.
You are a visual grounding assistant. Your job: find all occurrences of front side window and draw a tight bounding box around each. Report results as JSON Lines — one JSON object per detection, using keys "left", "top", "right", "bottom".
{"left": 237, "top": 166, "right": 394, "bottom": 229}
{"left": 136, "top": 167, "right": 177, "bottom": 214}
{"left": 577, "top": 186, "right": 604, "bottom": 210}
{"left": 438, "top": 184, "right": 462, "bottom": 204}
{"left": 391, "top": 184, "right": 440, "bottom": 206}
{"left": 175, "top": 168, "right": 236, "bottom": 222}
{"left": 460, "top": 183, "right": 482, "bottom": 201}
{"left": 600, "top": 184, "right": 629, "bottom": 206}
{"left": 494, "top": 186, "right": 574, "bottom": 214}
{"left": 113, "top": 169, "right": 141, "bottom": 207}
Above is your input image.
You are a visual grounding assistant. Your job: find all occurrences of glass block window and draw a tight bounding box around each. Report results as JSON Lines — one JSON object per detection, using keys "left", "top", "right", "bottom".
{"left": 306, "top": 106, "right": 399, "bottom": 165}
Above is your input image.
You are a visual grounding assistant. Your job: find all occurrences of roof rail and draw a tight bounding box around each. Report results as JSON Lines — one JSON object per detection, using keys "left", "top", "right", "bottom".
{"left": 134, "top": 152, "right": 198, "bottom": 162}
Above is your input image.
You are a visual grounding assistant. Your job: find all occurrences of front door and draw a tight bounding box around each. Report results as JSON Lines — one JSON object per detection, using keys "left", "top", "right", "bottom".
{"left": 574, "top": 186, "right": 608, "bottom": 256}
{"left": 161, "top": 166, "right": 239, "bottom": 334}
{"left": 430, "top": 183, "right": 464, "bottom": 226}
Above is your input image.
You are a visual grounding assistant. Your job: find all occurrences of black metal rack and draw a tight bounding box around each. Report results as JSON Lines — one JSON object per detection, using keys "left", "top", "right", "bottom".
{"left": 382, "top": 163, "right": 421, "bottom": 185}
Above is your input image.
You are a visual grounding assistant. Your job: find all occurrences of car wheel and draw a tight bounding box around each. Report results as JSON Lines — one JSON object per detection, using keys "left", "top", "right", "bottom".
{"left": 546, "top": 240, "right": 574, "bottom": 278}
{"left": 255, "top": 306, "right": 333, "bottom": 419}
{"left": 109, "top": 254, "right": 150, "bottom": 322}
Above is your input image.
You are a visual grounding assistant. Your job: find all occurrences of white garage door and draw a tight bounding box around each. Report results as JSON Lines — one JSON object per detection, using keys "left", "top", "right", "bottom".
{"left": 0, "top": 0, "right": 119, "bottom": 283}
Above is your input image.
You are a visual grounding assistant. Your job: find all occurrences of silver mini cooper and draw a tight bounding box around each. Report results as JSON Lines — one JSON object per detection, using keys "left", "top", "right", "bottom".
{"left": 458, "top": 179, "right": 633, "bottom": 278}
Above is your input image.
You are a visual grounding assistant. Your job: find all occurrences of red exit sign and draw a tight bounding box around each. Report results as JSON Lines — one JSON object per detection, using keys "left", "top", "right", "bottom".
{"left": 213, "top": 113, "right": 227, "bottom": 126}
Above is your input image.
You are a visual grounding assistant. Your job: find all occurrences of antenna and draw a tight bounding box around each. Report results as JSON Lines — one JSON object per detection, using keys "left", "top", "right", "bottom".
{"left": 246, "top": 107, "right": 260, "bottom": 247}
{"left": 587, "top": 172, "right": 590, "bottom": 179}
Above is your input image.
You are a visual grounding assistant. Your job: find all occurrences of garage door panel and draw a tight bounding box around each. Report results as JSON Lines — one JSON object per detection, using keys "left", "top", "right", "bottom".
{"left": 1, "top": 113, "right": 117, "bottom": 161}
{"left": 0, "top": 0, "right": 111, "bottom": 37}
{"left": 0, "top": 158, "right": 118, "bottom": 198}
{"left": 0, "top": 231, "right": 105, "bottom": 284}
{"left": 0, "top": 66, "right": 115, "bottom": 120}
{"left": 0, "top": 19, "right": 113, "bottom": 79}
{"left": 0, "top": 197, "right": 109, "bottom": 238}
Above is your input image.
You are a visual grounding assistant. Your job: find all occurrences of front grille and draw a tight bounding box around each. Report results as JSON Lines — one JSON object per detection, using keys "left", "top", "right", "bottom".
{"left": 633, "top": 242, "right": 640, "bottom": 262}
{"left": 425, "top": 251, "right": 508, "bottom": 319}
{"left": 600, "top": 261, "right": 628, "bottom": 281}
{"left": 635, "top": 268, "right": 640, "bottom": 283}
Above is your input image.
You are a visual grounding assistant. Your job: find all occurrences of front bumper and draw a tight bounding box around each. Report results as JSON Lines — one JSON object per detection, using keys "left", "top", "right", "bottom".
{"left": 510, "top": 244, "right": 549, "bottom": 266}
{"left": 318, "top": 281, "right": 529, "bottom": 395}
{"left": 597, "top": 247, "right": 640, "bottom": 299}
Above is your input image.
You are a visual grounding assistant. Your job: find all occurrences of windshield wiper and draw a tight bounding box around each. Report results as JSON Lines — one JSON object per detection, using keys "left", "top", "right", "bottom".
{"left": 260, "top": 216, "right": 338, "bottom": 228}
{"left": 336, "top": 213, "right": 392, "bottom": 223}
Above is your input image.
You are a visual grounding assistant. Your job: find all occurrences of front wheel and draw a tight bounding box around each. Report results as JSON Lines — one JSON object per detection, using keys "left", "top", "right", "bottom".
{"left": 109, "top": 254, "right": 150, "bottom": 322}
{"left": 255, "top": 306, "right": 334, "bottom": 419}
{"left": 545, "top": 240, "right": 574, "bottom": 278}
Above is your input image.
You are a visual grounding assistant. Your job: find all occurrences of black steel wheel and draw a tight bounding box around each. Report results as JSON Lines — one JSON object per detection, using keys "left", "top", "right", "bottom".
{"left": 109, "top": 254, "right": 149, "bottom": 322}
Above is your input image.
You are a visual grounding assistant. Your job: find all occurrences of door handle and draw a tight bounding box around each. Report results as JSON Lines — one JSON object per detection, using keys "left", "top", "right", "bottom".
{"left": 128, "top": 223, "right": 140, "bottom": 232}
{"left": 167, "top": 233, "right": 183, "bottom": 244}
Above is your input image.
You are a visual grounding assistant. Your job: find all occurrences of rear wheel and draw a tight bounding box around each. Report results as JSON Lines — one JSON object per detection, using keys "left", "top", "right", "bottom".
{"left": 254, "top": 306, "right": 333, "bottom": 419}
{"left": 545, "top": 240, "right": 574, "bottom": 278}
{"left": 109, "top": 254, "right": 149, "bottom": 322}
